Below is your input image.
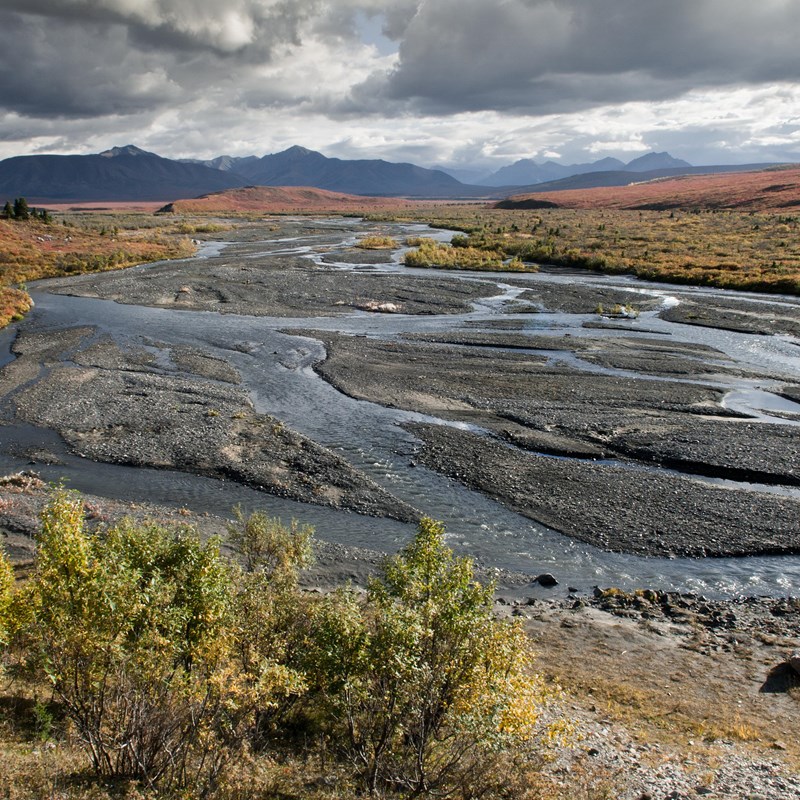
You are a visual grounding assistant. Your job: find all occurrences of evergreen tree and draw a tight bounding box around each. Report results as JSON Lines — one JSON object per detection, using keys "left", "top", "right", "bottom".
{"left": 1, "top": 200, "right": 11, "bottom": 219}
{"left": 12, "top": 197, "right": 29, "bottom": 220}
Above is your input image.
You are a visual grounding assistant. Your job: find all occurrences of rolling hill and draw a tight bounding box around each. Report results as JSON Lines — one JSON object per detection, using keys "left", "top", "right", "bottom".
{"left": 496, "top": 165, "right": 800, "bottom": 212}
{"left": 157, "top": 185, "right": 414, "bottom": 214}
{"left": 502, "top": 163, "right": 783, "bottom": 195}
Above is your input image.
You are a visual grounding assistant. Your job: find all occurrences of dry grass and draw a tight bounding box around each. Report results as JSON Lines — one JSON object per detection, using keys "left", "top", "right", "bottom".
{"left": 523, "top": 608, "right": 800, "bottom": 767}
{"left": 369, "top": 205, "right": 800, "bottom": 294}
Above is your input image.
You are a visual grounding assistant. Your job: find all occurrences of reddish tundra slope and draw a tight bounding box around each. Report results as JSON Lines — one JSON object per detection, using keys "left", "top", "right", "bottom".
{"left": 500, "top": 166, "right": 800, "bottom": 211}
{"left": 159, "top": 185, "right": 413, "bottom": 214}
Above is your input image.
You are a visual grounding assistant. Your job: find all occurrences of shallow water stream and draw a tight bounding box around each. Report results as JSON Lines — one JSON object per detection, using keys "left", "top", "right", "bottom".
{"left": 2, "top": 219, "right": 799, "bottom": 597}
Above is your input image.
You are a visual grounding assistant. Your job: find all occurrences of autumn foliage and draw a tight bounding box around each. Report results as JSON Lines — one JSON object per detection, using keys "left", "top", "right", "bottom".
{"left": 0, "top": 215, "right": 194, "bottom": 329}
{"left": 0, "top": 496, "right": 563, "bottom": 798}
{"left": 380, "top": 205, "right": 800, "bottom": 295}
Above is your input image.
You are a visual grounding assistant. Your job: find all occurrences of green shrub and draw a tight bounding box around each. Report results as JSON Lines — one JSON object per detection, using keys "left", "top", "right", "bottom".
{"left": 304, "top": 517, "right": 567, "bottom": 797}
{"left": 13, "top": 490, "right": 306, "bottom": 795}
{"left": 6, "top": 494, "right": 567, "bottom": 797}
{"left": 228, "top": 506, "right": 313, "bottom": 580}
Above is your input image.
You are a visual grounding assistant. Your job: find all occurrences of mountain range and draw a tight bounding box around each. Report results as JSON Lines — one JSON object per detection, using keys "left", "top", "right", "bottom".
{"left": 0, "top": 144, "right": 786, "bottom": 203}
{"left": 0, "top": 145, "right": 242, "bottom": 202}
{"left": 225, "top": 145, "right": 464, "bottom": 196}
{"left": 456, "top": 152, "right": 692, "bottom": 187}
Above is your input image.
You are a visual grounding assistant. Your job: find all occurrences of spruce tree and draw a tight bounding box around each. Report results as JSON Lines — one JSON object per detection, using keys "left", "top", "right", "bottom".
{"left": 12, "top": 197, "right": 30, "bottom": 220}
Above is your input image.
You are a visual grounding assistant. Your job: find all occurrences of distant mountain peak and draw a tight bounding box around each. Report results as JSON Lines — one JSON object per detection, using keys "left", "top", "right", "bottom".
{"left": 625, "top": 152, "right": 691, "bottom": 171}
{"left": 281, "top": 145, "right": 317, "bottom": 157}
{"left": 99, "top": 144, "right": 152, "bottom": 158}
{"left": 232, "top": 145, "right": 464, "bottom": 196}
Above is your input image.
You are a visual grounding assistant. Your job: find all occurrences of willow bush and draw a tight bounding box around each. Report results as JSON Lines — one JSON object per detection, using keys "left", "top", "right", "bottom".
{"left": 5, "top": 495, "right": 566, "bottom": 798}
{"left": 301, "top": 518, "right": 567, "bottom": 797}
{"left": 10, "top": 490, "right": 307, "bottom": 796}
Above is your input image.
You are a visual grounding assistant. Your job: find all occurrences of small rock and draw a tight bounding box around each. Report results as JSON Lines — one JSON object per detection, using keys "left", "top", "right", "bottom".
{"left": 536, "top": 572, "right": 559, "bottom": 587}
{"left": 788, "top": 650, "right": 800, "bottom": 676}
{"left": 772, "top": 740, "right": 788, "bottom": 751}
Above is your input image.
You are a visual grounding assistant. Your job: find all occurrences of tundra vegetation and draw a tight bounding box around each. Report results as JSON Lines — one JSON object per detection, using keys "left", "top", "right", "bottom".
{"left": 356, "top": 235, "right": 399, "bottom": 249}
{"left": 0, "top": 491, "right": 565, "bottom": 799}
{"left": 404, "top": 236, "right": 531, "bottom": 272}
{"left": 385, "top": 206, "right": 800, "bottom": 294}
{"left": 0, "top": 205, "right": 195, "bottom": 328}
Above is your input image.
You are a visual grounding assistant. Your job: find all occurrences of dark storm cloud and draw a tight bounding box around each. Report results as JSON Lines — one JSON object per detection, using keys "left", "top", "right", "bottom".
{"left": 0, "top": 12, "right": 183, "bottom": 117}
{"left": 15, "top": 0, "right": 320, "bottom": 55}
{"left": 1, "top": 0, "right": 799, "bottom": 164}
{"left": 0, "top": 1, "right": 323, "bottom": 118}
{"left": 356, "top": 0, "right": 800, "bottom": 114}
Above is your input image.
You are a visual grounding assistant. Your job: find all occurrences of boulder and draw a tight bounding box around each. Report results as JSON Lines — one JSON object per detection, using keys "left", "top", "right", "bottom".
{"left": 535, "top": 572, "right": 559, "bottom": 588}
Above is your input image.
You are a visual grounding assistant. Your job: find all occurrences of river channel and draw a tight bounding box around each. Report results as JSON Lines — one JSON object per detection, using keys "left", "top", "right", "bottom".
{"left": 1, "top": 217, "right": 799, "bottom": 598}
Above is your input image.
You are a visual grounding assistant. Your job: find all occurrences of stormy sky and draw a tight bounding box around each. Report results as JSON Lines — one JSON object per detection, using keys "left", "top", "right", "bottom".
{"left": 1, "top": 0, "right": 800, "bottom": 171}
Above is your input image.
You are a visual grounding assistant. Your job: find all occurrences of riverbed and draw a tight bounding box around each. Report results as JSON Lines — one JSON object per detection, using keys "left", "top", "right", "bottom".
{"left": 1, "top": 217, "right": 799, "bottom": 597}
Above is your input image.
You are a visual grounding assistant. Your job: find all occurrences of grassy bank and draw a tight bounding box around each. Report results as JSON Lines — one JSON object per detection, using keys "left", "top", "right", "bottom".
{"left": 376, "top": 206, "right": 800, "bottom": 295}
{"left": 0, "top": 213, "right": 196, "bottom": 329}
